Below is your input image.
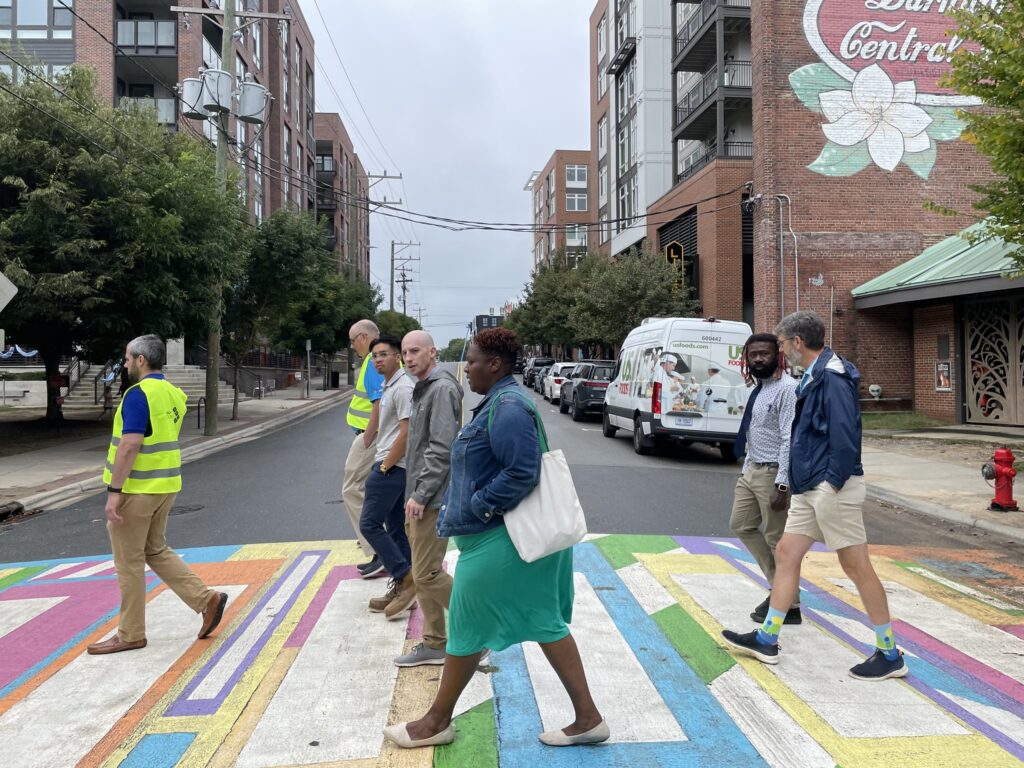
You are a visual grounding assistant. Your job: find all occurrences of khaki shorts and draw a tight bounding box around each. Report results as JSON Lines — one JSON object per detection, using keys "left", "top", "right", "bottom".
{"left": 785, "top": 476, "right": 867, "bottom": 550}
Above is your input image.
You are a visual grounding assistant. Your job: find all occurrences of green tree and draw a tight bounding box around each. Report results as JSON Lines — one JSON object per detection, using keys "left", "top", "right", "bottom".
{"left": 946, "top": 2, "right": 1024, "bottom": 253}
{"left": 437, "top": 336, "right": 469, "bottom": 362}
{"left": 222, "top": 209, "right": 327, "bottom": 418}
{"left": 0, "top": 66, "right": 248, "bottom": 421}
{"left": 569, "top": 249, "right": 701, "bottom": 351}
{"left": 375, "top": 309, "right": 421, "bottom": 340}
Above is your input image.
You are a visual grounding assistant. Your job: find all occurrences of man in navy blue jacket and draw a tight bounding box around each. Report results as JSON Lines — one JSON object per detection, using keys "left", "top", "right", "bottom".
{"left": 722, "top": 311, "right": 907, "bottom": 681}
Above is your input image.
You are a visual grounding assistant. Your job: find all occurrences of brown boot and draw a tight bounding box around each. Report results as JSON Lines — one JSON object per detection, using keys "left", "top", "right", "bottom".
{"left": 87, "top": 634, "right": 147, "bottom": 655}
{"left": 198, "top": 592, "right": 228, "bottom": 639}
{"left": 384, "top": 572, "right": 417, "bottom": 620}
{"left": 369, "top": 578, "right": 400, "bottom": 612}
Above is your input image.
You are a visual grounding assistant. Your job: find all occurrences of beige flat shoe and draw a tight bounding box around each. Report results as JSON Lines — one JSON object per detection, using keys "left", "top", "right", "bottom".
{"left": 538, "top": 719, "right": 610, "bottom": 746}
{"left": 382, "top": 722, "right": 455, "bottom": 749}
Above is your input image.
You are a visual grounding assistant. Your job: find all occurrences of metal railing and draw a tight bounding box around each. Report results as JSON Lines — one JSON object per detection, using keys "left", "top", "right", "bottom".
{"left": 675, "top": 0, "right": 751, "bottom": 56}
{"left": 723, "top": 61, "right": 752, "bottom": 87}
{"left": 675, "top": 140, "right": 752, "bottom": 183}
{"left": 118, "top": 96, "right": 176, "bottom": 125}
{"left": 93, "top": 359, "right": 120, "bottom": 405}
{"left": 62, "top": 356, "right": 90, "bottom": 397}
{"left": 115, "top": 19, "right": 177, "bottom": 51}
{"left": 675, "top": 66, "right": 718, "bottom": 124}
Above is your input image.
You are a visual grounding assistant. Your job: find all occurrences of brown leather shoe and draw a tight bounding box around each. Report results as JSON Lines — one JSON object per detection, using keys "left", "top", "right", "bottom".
{"left": 384, "top": 573, "right": 417, "bottom": 620}
{"left": 369, "top": 578, "right": 400, "bottom": 612}
{"left": 198, "top": 591, "right": 228, "bottom": 639}
{"left": 87, "top": 634, "right": 147, "bottom": 655}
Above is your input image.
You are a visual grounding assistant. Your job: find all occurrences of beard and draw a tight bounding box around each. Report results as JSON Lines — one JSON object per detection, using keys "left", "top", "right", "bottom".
{"left": 749, "top": 360, "right": 779, "bottom": 380}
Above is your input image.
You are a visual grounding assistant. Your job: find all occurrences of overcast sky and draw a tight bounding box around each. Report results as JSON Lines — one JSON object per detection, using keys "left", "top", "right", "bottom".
{"left": 308, "top": 0, "right": 594, "bottom": 347}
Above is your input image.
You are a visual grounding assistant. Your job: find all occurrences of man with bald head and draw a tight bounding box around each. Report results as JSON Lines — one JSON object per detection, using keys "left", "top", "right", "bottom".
{"left": 344, "top": 319, "right": 386, "bottom": 577}
{"left": 392, "top": 330, "right": 464, "bottom": 667}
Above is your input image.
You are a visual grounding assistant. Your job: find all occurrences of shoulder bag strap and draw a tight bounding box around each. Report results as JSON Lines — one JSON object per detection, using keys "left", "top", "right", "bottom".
{"left": 485, "top": 390, "right": 549, "bottom": 453}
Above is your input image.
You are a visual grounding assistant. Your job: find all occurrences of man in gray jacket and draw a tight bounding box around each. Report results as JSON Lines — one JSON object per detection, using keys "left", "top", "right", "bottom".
{"left": 395, "top": 330, "right": 463, "bottom": 667}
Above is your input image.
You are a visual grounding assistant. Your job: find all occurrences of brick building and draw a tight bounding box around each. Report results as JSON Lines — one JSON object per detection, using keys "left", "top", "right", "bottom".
{"left": 525, "top": 150, "right": 593, "bottom": 270}
{"left": 0, "top": 0, "right": 369, "bottom": 280}
{"left": 314, "top": 112, "right": 371, "bottom": 281}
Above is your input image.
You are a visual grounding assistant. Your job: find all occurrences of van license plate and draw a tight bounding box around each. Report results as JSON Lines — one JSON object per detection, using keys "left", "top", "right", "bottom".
{"left": 675, "top": 416, "right": 693, "bottom": 427}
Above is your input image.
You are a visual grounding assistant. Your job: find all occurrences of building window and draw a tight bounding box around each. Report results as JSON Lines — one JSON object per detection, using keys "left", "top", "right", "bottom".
{"left": 566, "top": 192, "right": 588, "bottom": 212}
{"left": 566, "top": 165, "right": 587, "bottom": 185}
{"left": 252, "top": 18, "right": 261, "bottom": 69}
{"left": 547, "top": 230, "right": 555, "bottom": 255}
{"left": 597, "top": 65, "right": 607, "bottom": 100}
{"left": 546, "top": 170, "right": 555, "bottom": 218}
{"left": 294, "top": 40, "right": 302, "bottom": 117}
{"left": 16, "top": 0, "right": 46, "bottom": 26}
{"left": 629, "top": 113, "right": 638, "bottom": 166}
{"left": 617, "top": 123, "right": 632, "bottom": 176}
{"left": 0, "top": 0, "right": 11, "bottom": 26}
{"left": 600, "top": 212, "right": 610, "bottom": 243}
{"left": 283, "top": 125, "right": 291, "bottom": 203}
{"left": 598, "top": 115, "right": 608, "bottom": 158}
{"left": 281, "top": 27, "right": 289, "bottom": 114}
{"left": 617, "top": 58, "right": 636, "bottom": 121}
{"left": 202, "top": 35, "right": 221, "bottom": 70}
{"left": 599, "top": 166, "right": 607, "bottom": 204}
{"left": 597, "top": 14, "right": 607, "bottom": 60}
{"left": 235, "top": 52, "right": 247, "bottom": 86}
{"left": 566, "top": 224, "right": 587, "bottom": 249}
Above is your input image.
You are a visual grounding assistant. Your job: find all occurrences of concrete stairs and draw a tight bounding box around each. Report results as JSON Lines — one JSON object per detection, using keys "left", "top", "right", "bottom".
{"left": 63, "top": 365, "right": 247, "bottom": 409}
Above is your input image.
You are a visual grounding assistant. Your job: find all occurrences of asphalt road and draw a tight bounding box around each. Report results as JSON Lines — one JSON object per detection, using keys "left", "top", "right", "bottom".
{"left": 1, "top": 366, "right": 1021, "bottom": 562}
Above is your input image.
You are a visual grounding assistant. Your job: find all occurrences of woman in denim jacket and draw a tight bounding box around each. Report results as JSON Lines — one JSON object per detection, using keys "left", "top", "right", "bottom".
{"left": 384, "top": 328, "right": 607, "bottom": 749}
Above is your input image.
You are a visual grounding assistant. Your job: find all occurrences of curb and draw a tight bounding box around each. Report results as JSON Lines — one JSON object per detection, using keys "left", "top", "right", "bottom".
{"left": 15, "top": 391, "right": 351, "bottom": 512}
{"left": 867, "top": 484, "right": 1024, "bottom": 544}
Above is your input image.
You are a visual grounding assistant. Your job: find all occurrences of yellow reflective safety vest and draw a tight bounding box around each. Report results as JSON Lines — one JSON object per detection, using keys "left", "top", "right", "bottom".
{"left": 347, "top": 354, "right": 375, "bottom": 430}
{"left": 103, "top": 376, "right": 186, "bottom": 494}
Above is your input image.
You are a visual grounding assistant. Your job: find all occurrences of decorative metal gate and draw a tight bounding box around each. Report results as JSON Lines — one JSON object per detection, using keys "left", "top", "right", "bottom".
{"left": 965, "top": 298, "right": 1024, "bottom": 425}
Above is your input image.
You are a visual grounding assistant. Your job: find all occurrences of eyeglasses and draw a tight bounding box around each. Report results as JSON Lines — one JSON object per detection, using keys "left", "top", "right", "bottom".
{"left": 349, "top": 332, "right": 367, "bottom": 343}
{"left": 778, "top": 336, "right": 796, "bottom": 344}
{"left": 371, "top": 351, "right": 396, "bottom": 360}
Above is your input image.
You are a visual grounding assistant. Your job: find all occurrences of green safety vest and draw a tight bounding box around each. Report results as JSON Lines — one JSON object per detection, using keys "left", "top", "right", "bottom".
{"left": 347, "top": 354, "right": 374, "bottom": 430}
{"left": 103, "top": 376, "right": 186, "bottom": 494}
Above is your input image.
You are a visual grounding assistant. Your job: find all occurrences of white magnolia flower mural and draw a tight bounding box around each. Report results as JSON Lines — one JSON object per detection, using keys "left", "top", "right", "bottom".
{"left": 819, "top": 65, "right": 932, "bottom": 172}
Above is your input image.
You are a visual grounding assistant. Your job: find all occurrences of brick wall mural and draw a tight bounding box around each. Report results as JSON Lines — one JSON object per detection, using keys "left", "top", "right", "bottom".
{"left": 790, "top": 0, "right": 989, "bottom": 178}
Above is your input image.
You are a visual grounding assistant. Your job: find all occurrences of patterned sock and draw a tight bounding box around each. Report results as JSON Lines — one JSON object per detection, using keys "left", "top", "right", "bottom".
{"left": 874, "top": 623, "right": 899, "bottom": 661}
{"left": 755, "top": 607, "right": 786, "bottom": 646}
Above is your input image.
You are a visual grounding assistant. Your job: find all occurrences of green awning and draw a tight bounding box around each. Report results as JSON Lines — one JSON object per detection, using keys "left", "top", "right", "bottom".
{"left": 852, "top": 221, "right": 1023, "bottom": 309}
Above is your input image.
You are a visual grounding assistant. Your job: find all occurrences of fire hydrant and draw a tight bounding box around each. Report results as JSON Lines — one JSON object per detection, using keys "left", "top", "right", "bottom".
{"left": 982, "top": 447, "right": 1018, "bottom": 512}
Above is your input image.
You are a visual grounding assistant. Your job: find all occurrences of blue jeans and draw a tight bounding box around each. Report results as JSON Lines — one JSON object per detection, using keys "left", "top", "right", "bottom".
{"left": 359, "top": 463, "right": 411, "bottom": 581}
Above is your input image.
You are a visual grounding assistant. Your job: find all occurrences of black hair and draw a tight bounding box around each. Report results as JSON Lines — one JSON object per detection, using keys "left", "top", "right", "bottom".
{"left": 370, "top": 335, "right": 402, "bottom": 354}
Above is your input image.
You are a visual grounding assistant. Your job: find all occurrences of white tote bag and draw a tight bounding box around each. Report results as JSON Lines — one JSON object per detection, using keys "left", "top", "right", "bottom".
{"left": 487, "top": 391, "right": 588, "bottom": 562}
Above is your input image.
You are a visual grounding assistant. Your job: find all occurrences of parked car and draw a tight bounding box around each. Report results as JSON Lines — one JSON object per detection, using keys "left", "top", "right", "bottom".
{"left": 543, "top": 363, "right": 576, "bottom": 402}
{"left": 559, "top": 360, "right": 615, "bottom": 421}
{"left": 513, "top": 358, "right": 525, "bottom": 374}
{"left": 533, "top": 366, "right": 551, "bottom": 393}
{"left": 602, "top": 317, "right": 753, "bottom": 460}
{"left": 523, "top": 356, "right": 555, "bottom": 387}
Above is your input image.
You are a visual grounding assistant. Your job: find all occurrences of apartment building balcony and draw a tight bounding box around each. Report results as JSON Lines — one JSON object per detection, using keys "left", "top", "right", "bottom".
{"left": 115, "top": 19, "right": 177, "bottom": 55}
{"left": 672, "top": 61, "right": 750, "bottom": 140}
{"left": 118, "top": 96, "right": 176, "bottom": 126}
{"left": 316, "top": 192, "right": 338, "bottom": 211}
{"left": 673, "top": 0, "right": 750, "bottom": 72}
{"left": 675, "top": 139, "right": 752, "bottom": 184}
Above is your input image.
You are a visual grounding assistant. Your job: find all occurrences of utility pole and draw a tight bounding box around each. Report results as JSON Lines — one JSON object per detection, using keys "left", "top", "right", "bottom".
{"left": 389, "top": 240, "right": 419, "bottom": 311}
{"left": 397, "top": 266, "right": 413, "bottom": 316}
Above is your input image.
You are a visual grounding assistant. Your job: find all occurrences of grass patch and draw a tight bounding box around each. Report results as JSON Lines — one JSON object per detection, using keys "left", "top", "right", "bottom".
{"left": 0, "top": 371, "right": 45, "bottom": 381}
{"left": 861, "top": 412, "right": 947, "bottom": 431}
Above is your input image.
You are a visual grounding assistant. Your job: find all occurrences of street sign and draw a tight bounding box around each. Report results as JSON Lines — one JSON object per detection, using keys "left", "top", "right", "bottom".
{"left": 0, "top": 271, "right": 17, "bottom": 314}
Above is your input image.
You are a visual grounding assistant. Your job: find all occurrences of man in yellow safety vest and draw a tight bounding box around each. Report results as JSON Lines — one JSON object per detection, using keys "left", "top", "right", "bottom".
{"left": 88, "top": 335, "right": 227, "bottom": 655}
{"left": 343, "top": 319, "right": 386, "bottom": 577}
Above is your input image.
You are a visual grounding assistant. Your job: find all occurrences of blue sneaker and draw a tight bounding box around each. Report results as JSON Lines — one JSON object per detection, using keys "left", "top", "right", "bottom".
{"left": 849, "top": 650, "right": 908, "bottom": 681}
{"left": 721, "top": 629, "right": 780, "bottom": 665}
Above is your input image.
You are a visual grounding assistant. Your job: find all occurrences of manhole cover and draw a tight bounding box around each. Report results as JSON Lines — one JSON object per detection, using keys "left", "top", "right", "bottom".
{"left": 170, "top": 505, "right": 204, "bottom": 516}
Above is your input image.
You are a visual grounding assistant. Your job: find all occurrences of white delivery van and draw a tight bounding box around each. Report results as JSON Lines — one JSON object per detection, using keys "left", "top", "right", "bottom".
{"left": 602, "top": 317, "right": 753, "bottom": 461}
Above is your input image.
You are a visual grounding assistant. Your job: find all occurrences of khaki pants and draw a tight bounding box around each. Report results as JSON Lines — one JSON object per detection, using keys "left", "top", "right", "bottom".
{"left": 406, "top": 507, "right": 453, "bottom": 650}
{"left": 107, "top": 492, "right": 212, "bottom": 643}
{"left": 729, "top": 465, "right": 797, "bottom": 605}
{"left": 342, "top": 431, "right": 377, "bottom": 557}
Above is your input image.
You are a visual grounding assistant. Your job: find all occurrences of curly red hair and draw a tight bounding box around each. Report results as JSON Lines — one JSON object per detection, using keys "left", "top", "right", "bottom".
{"left": 474, "top": 327, "right": 522, "bottom": 370}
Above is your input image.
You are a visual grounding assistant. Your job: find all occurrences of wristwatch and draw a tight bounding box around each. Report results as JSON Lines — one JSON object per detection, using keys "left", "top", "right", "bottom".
{"left": 774, "top": 483, "right": 789, "bottom": 493}
{"left": 107, "top": 486, "right": 122, "bottom": 494}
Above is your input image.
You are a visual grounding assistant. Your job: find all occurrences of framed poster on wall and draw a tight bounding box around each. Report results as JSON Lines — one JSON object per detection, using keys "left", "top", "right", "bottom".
{"left": 935, "top": 361, "right": 952, "bottom": 392}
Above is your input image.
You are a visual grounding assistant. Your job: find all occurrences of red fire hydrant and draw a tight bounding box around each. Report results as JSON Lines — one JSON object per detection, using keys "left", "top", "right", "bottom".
{"left": 982, "top": 447, "right": 1018, "bottom": 512}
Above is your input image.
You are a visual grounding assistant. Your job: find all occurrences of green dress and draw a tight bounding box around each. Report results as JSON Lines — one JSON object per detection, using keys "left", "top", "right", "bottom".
{"left": 447, "top": 523, "right": 574, "bottom": 656}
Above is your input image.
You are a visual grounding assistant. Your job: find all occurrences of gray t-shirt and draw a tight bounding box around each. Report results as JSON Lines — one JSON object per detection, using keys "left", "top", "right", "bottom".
{"left": 375, "top": 368, "right": 415, "bottom": 467}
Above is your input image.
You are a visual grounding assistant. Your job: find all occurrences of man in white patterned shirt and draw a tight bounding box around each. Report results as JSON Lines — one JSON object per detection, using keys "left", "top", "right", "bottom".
{"left": 730, "top": 334, "right": 801, "bottom": 624}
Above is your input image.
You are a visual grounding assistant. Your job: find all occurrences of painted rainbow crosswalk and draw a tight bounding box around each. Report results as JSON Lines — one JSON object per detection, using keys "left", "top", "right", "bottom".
{"left": 0, "top": 535, "right": 1022, "bottom": 767}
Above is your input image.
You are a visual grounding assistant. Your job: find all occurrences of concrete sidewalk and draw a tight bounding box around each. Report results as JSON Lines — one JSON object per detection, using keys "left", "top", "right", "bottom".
{"left": 0, "top": 384, "right": 351, "bottom": 511}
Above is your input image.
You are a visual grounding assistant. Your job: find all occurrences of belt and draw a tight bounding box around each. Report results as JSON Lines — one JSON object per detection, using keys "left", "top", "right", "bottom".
{"left": 752, "top": 461, "right": 779, "bottom": 468}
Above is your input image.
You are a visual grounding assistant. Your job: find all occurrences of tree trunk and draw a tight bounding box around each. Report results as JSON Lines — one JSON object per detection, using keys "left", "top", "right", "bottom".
{"left": 43, "top": 349, "right": 63, "bottom": 425}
